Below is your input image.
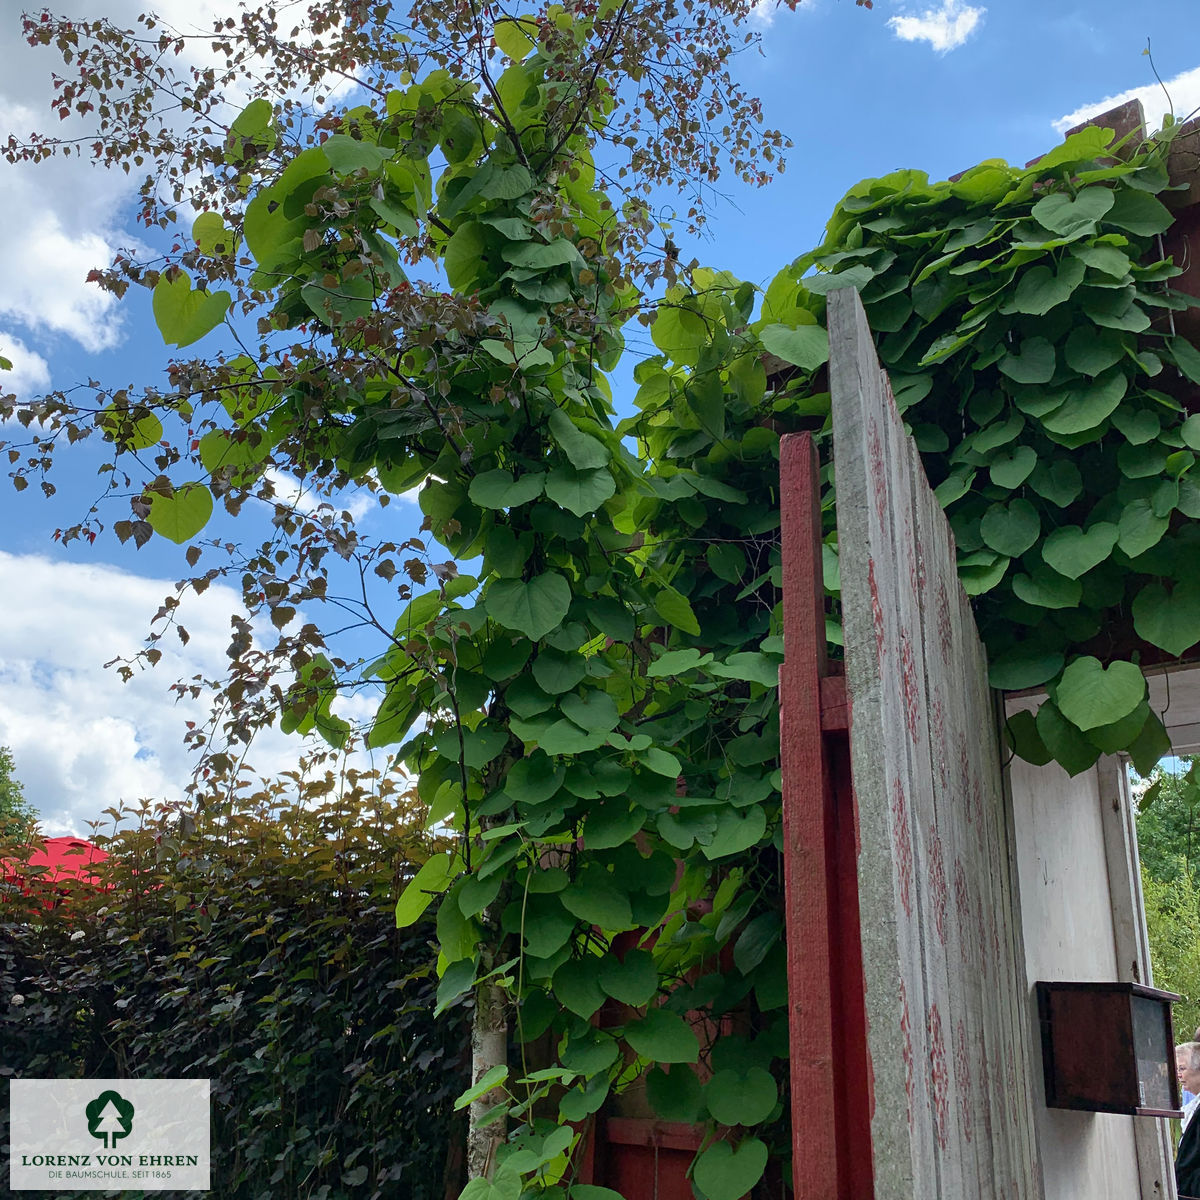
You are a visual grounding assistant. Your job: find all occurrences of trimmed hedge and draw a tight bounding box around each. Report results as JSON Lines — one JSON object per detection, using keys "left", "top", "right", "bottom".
{"left": 1, "top": 776, "right": 469, "bottom": 1199}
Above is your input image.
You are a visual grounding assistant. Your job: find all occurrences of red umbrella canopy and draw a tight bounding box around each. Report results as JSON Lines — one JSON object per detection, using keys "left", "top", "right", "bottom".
{"left": 23, "top": 837, "right": 108, "bottom": 884}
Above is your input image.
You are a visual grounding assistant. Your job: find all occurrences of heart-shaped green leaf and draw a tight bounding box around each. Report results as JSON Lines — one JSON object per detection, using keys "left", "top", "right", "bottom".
{"left": 561, "top": 873, "right": 633, "bottom": 931}
{"left": 1064, "top": 327, "right": 1125, "bottom": 377}
{"left": 1132, "top": 579, "right": 1200, "bottom": 657}
{"left": 553, "top": 955, "right": 606, "bottom": 1018}
{"left": 152, "top": 271, "right": 231, "bottom": 347}
{"left": 704, "top": 1067, "right": 778, "bottom": 1127}
{"left": 1008, "top": 256, "right": 1084, "bottom": 315}
{"left": 486, "top": 572, "right": 570, "bottom": 640}
{"left": 545, "top": 465, "right": 616, "bottom": 516}
{"left": 1028, "top": 459, "right": 1082, "bottom": 507}
{"left": 1041, "top": 523, "right": 1118, "bottom": 579}
{"left": 1004, "top": 709, "right": 1053, "bottom": 766}
{"left": 988, "top": 642, "right": 1065, "bottom": 691}
{"left": 989, "top": 445, "right": 1037, "bottom": 489}
{"left": 469, "top": 469, "right": 545, "bottom": 509}
{"left": 1035, "top": 702, "right": 1103, "bottom": 777}
{"left": 1117, "top": 499, "right": 1169, "bottom": 558}
{"left": 701, "top": 805, "right": 768, "bottom": 860}
{"left": 1031, "top": 187, "right": 1114, "bottom": 237}
{"left": 561, "top": 690, "right": 620, "bottom": 734}
{"left": 692, "top": 1138, "right": 769, "bottom": 1200}
{"left": 1041, "top": 369, "right": 1127, "bottom": 436}
{"left": 547, "top": 408, "right": 610, "bottom": 469}
{"left": 624, "top": 1008, "right": 700, "bottom": 1063}
{"left": 999, "top": 337, "right": 1055, "bottom": 384}
{"left": 598, "top": 948, "right": 658, "bottom": 1006}
{"left": 759, "top": 323, "right": 830, "bottom": 370}
{"left": 980, "top": 499, "right": 1040, "bottom": 558}
{"left": 1054, "top": 655, "right": 1145, "bottom": 731}
{"left": 146, "top": 482, "right": 214, "bottom": 543}
{"left": 1011, "top": 568, "right": 1082, "bottom": 610}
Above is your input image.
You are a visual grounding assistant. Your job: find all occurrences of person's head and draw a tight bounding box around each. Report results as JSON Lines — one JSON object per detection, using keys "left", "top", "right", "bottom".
{"left": 1176, "top": 1042, "right": 1200, "bottom": 1096}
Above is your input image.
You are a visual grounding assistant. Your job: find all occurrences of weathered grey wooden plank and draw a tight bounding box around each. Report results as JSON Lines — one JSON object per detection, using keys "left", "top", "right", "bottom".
{"left": 830, "top": 285, "right": 1040, "bottom": 1200}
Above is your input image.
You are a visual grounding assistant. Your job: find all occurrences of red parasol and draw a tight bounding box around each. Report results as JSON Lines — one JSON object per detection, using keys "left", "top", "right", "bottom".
{"left": 2, "top": 837, "right": 109, "bottom": 904}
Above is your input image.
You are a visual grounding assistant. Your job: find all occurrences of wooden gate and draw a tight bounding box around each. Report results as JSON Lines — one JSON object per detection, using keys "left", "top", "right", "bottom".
{"left": 780, "top": 287, "right": 1041, "bottom": 1198}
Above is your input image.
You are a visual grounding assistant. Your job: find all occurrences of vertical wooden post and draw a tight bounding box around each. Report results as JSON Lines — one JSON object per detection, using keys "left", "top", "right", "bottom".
{"left": 780, "top": 432, "right": 873, "bottom": 1200}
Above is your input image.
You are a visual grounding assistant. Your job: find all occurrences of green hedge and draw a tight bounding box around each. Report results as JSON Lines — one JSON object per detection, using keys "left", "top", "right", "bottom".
{"left": 1, "top": 778, "right": 469, "bottom": 1200}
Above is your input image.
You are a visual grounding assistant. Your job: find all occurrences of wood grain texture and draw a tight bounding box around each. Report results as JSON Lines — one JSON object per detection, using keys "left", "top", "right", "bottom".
{"left": 828, "top": 286, "right": 1039, "bottom": 1199}
{"left": 779, "top": 433, "right": 840, "bottom": 1197}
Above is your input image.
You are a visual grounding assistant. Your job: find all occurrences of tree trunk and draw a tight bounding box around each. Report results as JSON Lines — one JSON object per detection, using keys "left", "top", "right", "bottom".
{"left": 467, "top": 979, "right": 508, "bottom": 1179}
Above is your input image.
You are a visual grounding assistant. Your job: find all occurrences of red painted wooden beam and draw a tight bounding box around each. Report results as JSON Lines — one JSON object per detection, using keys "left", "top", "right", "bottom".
{"left": 779, "top": 432, "right": 873, "bottom": 1200}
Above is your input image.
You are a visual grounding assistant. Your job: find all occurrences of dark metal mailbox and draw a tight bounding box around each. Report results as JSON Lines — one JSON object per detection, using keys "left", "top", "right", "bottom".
{"left": 1036, "top": 980, "right": 1182, "bottom": 1117}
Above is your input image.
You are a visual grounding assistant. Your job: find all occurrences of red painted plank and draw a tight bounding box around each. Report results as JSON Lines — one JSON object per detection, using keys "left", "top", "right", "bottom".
{"left": 779, "top": 432, "right": 841, "bottom": 1198}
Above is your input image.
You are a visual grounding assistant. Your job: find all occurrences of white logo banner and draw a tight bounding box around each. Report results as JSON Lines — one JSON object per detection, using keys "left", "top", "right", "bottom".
{"left": 9, "top": 1079, "right": 210, "bottom": 1191}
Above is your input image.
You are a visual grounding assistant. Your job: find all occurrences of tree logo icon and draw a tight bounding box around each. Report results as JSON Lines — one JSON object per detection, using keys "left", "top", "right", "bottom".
{"left": 85, "top": 1090, "right": 134, "bottom": 1149}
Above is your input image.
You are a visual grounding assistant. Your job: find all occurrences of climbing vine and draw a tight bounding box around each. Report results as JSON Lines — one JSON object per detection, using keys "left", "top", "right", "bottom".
{"left": 790, "top": 120, "right": 1200, "bottom": 775}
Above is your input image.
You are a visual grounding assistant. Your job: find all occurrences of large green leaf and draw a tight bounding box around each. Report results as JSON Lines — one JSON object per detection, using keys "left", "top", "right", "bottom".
{"left": 652, "top": 586, "right": 701, "bottom": 635}
{"left": 1104, "top": 188, "right": 1173, "bottom": 236}
{"left": 395, "top": 852, "right": 459, "bottom": 927}
{"left": 321, "top": 133, "right": 391, "bottom": 173}
{"left": 759, "top": 323, "right": 830, "bottom": 370}
{"left": 444, "top": 221, "right": 488, "bottom": 290}
{"left": 988, "top": 642, "right": 1065, "bottom": 691}
{"left": 1035, "top": 702, "right": 1102, "bottom": 777}
{"left": 998, "top": 337, "right": 1055, "bottom": 384}
{"left": 553, "top": 956, "right": 606, "bottom": 1018}
{"left": 598, "top": 949, "right": 658, "bottom": 1006}
{"left": 624, "top": 1008, "right": 700, "bottom": 1063}
{"left": 1132, "top": 579, "right": 1200, "bottom": 657}
{"left": 1011, "top": 568, "right": 1081, "bottom": 610}
{"left": 503, "top": 238, "right": 582, "bottom": 269}
{"left": 545, "top": 465, "right": 616, "bottom": 516}
{"left": 531, "top": 649, "right": 587, "bottom": 694}
{"left": 989, "top": 445, "right": 1037, "bottom": 489}
{"left": 493, "top": 16, "right": 537, "bottom": 58}
{"left": 692, "top": 1138, "right": 769, "bottom": 1200}
{"left": 1054, "top": 656, "right": 1145, "bottom": 731}
{"left": 1041, "top": 370, "right": 1127, "bottom": 436}
{"left": 487, "top": 572, "right": 571, "bottom": 640}
{"left": 1064, "top": 327, "right": 1125, "bottom": 377}
{"left": 1009, "top": 257, "right": 1084, "bottom": 315}
{"left": 702, "top": 806, "right": 768, "bottom": 860}
{"left": 1041, "top": 523, "right": 1118, "bottom": 579}
{"left": 561, "top": 690, "right": 620, "bottom": 734}
{"left": 146, "top": 482, "right": 214, "bottom": 543}
{"left": 1117, "top": 499, "right": 1169, "bottom": 558}
{"left": 561, "top": 873, "right": 633, "bottom": 930}
{"left": 547, "top": 408, "right": 610, "bottom": 469}
{"left": 469, "top": 469, "right": 546, "bottom": 509}
{"left": 980, "top": 499, "right": 1040, "bottom": 558}
{"left": 152, "top": 272, "right": 231, "bottom": 348}
{"left": 704, "top": 1067, "right": 777, "bottom": 1127}
{"left": 1031, "top": 187, "right": 1114, "bottom": 237}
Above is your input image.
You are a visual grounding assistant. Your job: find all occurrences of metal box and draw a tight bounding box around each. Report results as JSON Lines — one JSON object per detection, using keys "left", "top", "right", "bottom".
{"left": 1036, "top": 980, "right": 1182, "bottom": 1117}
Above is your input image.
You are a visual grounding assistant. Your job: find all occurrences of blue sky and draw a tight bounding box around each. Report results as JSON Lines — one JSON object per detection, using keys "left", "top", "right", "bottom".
{"left": 1, "top": 0, "right": 1198, "bottom": 831}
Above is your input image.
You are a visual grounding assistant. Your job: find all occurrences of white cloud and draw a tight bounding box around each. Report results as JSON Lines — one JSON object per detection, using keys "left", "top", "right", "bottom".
{"left": 264, "top": 468, "right": 378, "bottom": 523}
{"left": 1052, "top": 64, "right": 1200, "bottom": 136}
{"left": 0, "top": 552, "right": 382, "bottom": 836}
{"left": 888, "top": 0, "right": 985, "bottom": 53}
{"left": 0, "top": 2, "right": 361, "bottom": 361}
{"left": 0, "top": 332, "right": 51, "bottom": 398}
